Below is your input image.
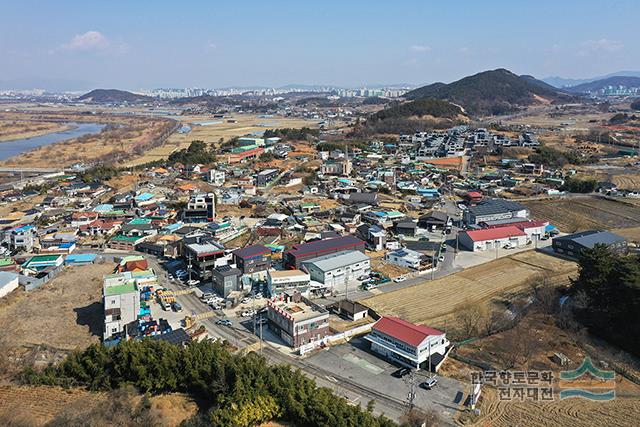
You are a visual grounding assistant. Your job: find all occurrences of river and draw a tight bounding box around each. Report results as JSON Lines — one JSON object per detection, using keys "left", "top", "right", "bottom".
{"left": 0, "top": 122, "right": 106, "bottom": 161}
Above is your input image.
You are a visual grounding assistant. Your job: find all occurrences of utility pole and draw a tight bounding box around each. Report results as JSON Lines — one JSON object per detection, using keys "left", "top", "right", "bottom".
{"left": 259, "top": 317, "right": 263, "bottom": 356}
{"left": 428, "top": 339, "right": 432, "bottom": 376}
{"left": 187, "top": 253, "right": 193, "bottom": 282}
{"left": 404, "top": 370, "right": 418, "bottom": 412}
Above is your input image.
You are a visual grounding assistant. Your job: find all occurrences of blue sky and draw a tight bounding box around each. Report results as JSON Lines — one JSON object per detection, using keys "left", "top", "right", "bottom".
{"left": 1, "top": 0, "right": 639, "bottom": 90}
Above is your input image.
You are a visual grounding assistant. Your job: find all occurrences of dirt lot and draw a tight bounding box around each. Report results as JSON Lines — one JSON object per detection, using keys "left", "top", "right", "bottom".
{"left": 126, "top": 113, "right": 317, "bottom": 166}
{"left": 524, "top": 196, "right": 640, "bottom": 232}
{"left": 362, "top": 251, "right": 577, "bottom": 328}
{"left": 0, "top": 262, "right": 111, "bottom": 359}
{"left": 370, "top": 257, "right": 411, "bottom": 279}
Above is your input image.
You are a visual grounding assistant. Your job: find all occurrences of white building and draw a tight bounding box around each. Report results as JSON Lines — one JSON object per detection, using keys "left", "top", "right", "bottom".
{"left": 103, "top": 272, "right": 141, "bottom": 340}
{"left": 365, "top": 316, "right": 449, "bottom": 371}
{"left": 267, "top": 269, "right": 311, "bottom": 295}
{"left": 385, "top": 248, "right": 424, "bottom": 269}
{"left": 301, "top": 250, "right": 370, "bottom": 288}
{"left": 208, "top": 170, "right": 226, "bottom": 186}
{"left": 0, "top": 271, "right": 19, "bottom": 299}
{"left": 458, "top": 226, "right": 528, "bottom": 252}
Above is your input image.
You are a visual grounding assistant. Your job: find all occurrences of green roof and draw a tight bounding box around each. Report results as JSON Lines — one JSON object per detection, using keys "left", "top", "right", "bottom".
{"left": 231, "top": 144, "right": 259, "bottom": 153}
{"left": 102, "top": 210, "right": 127, "bottom": 216}
{"left": 111, "top": 234, "right": 141, "bottom": 242}
{"left": 105, "top": 282, "right": 137, "bottom": 296}
{"left": 129, "top": 218, "right": 152, "bottom": 225}
{"left": 27, "top": 254, "right": 62, "bottom": 262}
{"left": 0, "top": 258, "right": 15, "bottom": 267}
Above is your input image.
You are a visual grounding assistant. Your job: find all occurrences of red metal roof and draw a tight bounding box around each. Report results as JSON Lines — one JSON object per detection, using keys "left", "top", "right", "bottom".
{"left": 463, "top": 226, "right": 526, "bottom": 242}
{"left": 373, "top": 316, "right": 444, "bottom": 347}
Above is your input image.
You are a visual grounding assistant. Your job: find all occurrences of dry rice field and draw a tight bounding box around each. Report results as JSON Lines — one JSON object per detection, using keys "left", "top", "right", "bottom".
{"left": 362, "top": 251, "right": 577, "bottom": 328}
{"left": 126, "top": 113, "right": 317, "bottom": 166}
{"left": 469, "top": 387, "right": 640, "bottom": 427}
{"left": 524, "top": 196, "right": 640, "bottom": 232}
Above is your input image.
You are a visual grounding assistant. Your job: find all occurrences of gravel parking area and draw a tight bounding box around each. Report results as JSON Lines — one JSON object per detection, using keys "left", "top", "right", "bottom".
{"left": 305, "top": 337, "right": 464, "bottom": 424}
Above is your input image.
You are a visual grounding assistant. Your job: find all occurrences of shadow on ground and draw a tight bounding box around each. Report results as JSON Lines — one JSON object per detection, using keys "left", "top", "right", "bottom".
{"left": 74, "top": 302, "right": 103, "bottom": 337}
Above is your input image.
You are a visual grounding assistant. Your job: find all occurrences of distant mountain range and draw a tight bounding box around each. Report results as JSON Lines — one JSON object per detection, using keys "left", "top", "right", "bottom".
{"left": 77, "top": 89, "right": 154, "bottom": 103}
{"left": 563, "top": 76, "right": 640, "bottom": 93}
{"left": 543, "top": 71, "right": 640, "bottom": 88}
{"left": 405, "top": 68, "right": 574, "bottom": 115}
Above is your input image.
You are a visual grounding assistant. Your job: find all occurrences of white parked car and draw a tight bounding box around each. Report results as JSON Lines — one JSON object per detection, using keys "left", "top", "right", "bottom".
{"left": 393, "top": 276, "right": 406, "bottom": 283}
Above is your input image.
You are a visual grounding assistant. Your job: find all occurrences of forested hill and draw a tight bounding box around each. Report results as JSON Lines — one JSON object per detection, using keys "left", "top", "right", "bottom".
{"left": 77, "top": 89, "right": 154, "bottom": 103}
{"left": 405, "top": 68, "right": 574, "bottom": 115}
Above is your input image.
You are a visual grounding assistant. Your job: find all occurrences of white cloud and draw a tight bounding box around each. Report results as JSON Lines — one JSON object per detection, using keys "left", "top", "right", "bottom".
{"left": 409, "top": 44, "right": 431, "bottom": 53}
{"left": 207, "top": 41, "right": 217, "bottom": 49}
{"left": 62, "top": 31, "right": 110, "bottom": 51}
{"left": 581, "top": 38, "right": 623, "bottom": 53}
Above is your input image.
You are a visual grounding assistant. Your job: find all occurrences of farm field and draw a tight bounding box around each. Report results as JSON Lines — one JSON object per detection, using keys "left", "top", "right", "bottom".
{"left": 524, "top": 196, "right": 640, "bottom": 232}
{"left": 361, "top": 250, "right": 577, "bottom": 328}
{"left": 126, "top": 113, "right": 317, "bottom": 166}
{"left": 612, "top": 226, "right": 640, "bottom": 242}
{"left": 470, "top": 387, "right": 640, "bottom": 427}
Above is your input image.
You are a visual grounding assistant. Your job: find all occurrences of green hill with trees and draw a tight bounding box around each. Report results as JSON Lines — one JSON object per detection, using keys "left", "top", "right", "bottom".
{"left": 405, "top": 69, "right": 574, "bottom": 115}
{"left": 77, "top": 89, "right": 154, "bottom": 104}
{"left": 358, "top": 98, "right": 464, "bottom": 135}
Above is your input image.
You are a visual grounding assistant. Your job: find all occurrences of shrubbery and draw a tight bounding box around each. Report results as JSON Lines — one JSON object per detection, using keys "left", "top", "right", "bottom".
{"left": 22, "top": 340, "right": 396, "bottom": 427}
{"left": 569, "top": 246, "right": 640, "bottom": 356}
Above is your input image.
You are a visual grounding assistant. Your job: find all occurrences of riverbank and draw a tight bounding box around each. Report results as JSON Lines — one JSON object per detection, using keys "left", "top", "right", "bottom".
{"left": 0, "top": 111, "right": 177, "bottom": 167}
{"left": 0, "top": 121, "right": 74, "bottom": 142}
